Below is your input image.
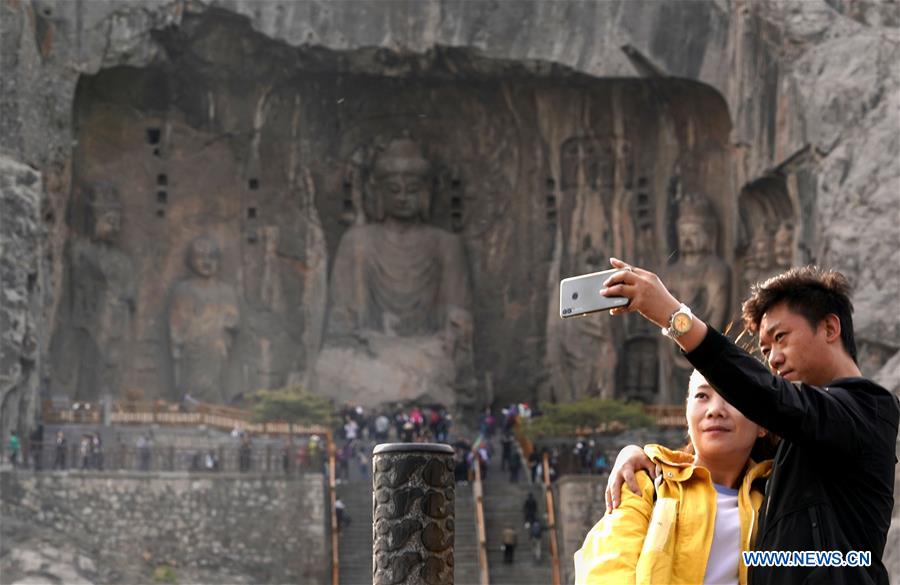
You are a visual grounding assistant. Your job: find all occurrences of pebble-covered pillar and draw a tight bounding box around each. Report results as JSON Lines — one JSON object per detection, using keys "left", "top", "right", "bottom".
{"left": 372, "top": 443, "right": 455, "bottom": 585}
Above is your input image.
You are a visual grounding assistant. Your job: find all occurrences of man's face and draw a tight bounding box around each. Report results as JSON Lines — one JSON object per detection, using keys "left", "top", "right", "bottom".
{"left": 190, "top": 241, "right": 220, "bottom": 277}
{"left": 758, "top": 302, "right": 830, "bottom": 386}
{"left": 686, "top": 379, "right": 762, "bottom": 466}
{"left": 677, "top": 221, "right": 708, "bottom": 256}
{"left": 378, "top": 172, "right": 425, "bottom": 220}
{"left": 93, "top": 210, "right": 121, "bottom": 242}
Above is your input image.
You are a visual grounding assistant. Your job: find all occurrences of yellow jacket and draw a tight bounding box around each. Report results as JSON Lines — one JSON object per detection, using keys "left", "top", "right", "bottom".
{"left": 574, "top": 444, "right": 772, "bottom": 585}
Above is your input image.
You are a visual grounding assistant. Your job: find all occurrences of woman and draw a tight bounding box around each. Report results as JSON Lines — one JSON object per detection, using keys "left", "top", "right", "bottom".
{"left": 574, "top": 370, "right": 773, "bottom": 584}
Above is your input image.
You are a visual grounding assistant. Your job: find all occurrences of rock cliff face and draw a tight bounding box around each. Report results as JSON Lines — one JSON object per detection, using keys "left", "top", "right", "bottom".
{"left": 1, "top": 0, "right": 899, "bottom": 581}
{"left": 0, "top": 156, "right": 45, "bottom": 454}
{"left": 0, "top": 0, "right": 900, "bottom": 397}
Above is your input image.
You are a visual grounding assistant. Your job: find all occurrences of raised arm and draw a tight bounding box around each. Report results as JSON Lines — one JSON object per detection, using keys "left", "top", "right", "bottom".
{"left": 601, "top": 258, "right": 873, "bottom": 456}
{"left": 684, "top": 327, "right": 869, "bottom": 454}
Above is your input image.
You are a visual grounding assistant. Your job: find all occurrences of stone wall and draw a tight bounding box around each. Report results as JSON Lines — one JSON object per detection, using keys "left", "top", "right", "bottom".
{"left": 0, "top": 470, "right": 329, "bottom": 584}
{"left": 554, "top": 475, "right": 606, "bottom": 585}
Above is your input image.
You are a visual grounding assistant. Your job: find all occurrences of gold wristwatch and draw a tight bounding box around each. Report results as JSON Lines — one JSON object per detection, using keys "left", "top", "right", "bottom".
{"left": 662, "top": 303, "right": 694, "bottom": 339}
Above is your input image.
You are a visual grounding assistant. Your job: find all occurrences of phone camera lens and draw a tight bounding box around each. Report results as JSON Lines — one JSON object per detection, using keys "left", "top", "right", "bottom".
{"left": 571, "top": 292, "right": 579, "bottom": 300}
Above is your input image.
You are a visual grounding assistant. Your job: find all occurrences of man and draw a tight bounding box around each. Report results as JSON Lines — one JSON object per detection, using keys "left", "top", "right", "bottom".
{"left": 502, "top": 526, "right": 518, "bottom": 564}
{"left": 523, "top": 492, "right": 538, "bottom": 527}
{"left": 530, "top": 519, "right": 544, "bottom": 562}
{"left": 8, "top": 431, "right": 20, "bottom": 467}
{"left": 601, "top": 259, "right": 898, "bottom": 584}
{"left": 53, "top": 430, "right": 67, "bottom": 470}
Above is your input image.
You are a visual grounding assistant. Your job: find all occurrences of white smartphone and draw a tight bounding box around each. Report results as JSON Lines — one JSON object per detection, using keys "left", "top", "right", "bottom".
{"left": 559, "top": 268, "right": 629, "bottom": 319}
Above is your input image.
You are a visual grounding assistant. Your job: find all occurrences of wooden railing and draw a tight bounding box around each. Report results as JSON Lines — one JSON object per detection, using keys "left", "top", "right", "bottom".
{"left": 472, "top": 458, "right": 490, "bottom": 585}
{"left": 542, "top": 451, "right": 562, "bottom": 585}
{"left": 328, "top": 438, "right": 339, "bottom": 585}
{"left": 644, "top": 404, "right": 687, "bottom": 427}
{"left": 41, "top": 400, "right": 330, "bottom": 436}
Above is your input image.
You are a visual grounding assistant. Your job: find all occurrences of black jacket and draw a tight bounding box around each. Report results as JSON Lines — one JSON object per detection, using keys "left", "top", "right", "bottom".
{"left": 686, "top": 328, "right": 899, "bottom": 585}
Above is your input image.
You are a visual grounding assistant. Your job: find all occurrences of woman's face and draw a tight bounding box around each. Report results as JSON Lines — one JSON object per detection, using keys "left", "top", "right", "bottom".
{"left": 687, "top": 376, "right": 763, "bottom": 466}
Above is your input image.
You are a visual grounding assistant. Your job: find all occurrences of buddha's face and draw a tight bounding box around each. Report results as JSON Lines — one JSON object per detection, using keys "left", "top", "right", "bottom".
{"left": 773, "top": 226, "right": 794, "bottom": 267}
{"left": 377, "top": 171, "right": 427, "bottom": 221}
{"left": 189, "top": 238, "right": 220, "bottom": 278}
{"left": 752, "top": 234, "right": 772, "bottom": 268}
{"left": 92, "top": 209, "right": 121, "bottom": 242}
{"left": 677, "top": 221, "right": 710, "bottom": 256}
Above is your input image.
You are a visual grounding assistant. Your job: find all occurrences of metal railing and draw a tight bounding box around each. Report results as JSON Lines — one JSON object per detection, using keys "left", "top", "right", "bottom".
{"left": 18, "top": 441, "right": 331, "bottom": 474}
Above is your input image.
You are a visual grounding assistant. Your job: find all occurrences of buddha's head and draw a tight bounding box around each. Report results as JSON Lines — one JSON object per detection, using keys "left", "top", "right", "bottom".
{"left": 751, "top": 229, "right": 773, "bottom": 271}
{"left": 85, "top": 182, "right": 122, "bottom": 243}
{"left": 773, "top": 222, "right": 794, "bottom": 268}
{"left": 370, "top": 138, "right": 432, "bottom": 222}
{"left": 187, "top": 235, "right": 222, "bottom": 278}
{"left": 676, "top": 192, "right": 718, "bottom": 258}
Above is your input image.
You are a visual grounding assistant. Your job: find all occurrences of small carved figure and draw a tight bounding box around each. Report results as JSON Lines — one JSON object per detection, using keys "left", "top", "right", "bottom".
{"left": 742, "top": 227, "right": 773, "bottom": 290}
{"left": 168, "top": 235, "right": 239, "bottom": 403}
{"left": 773, "top": 221, "right": 795, "bottom": 271}
{"left": 744, "top": 221, "right": 795, "bottom": 291}
{"left": 316, "top": 138, "right": 475, "bottom": 408}
{"left": 65, "top": 182, "right": 136, "bottom": 401}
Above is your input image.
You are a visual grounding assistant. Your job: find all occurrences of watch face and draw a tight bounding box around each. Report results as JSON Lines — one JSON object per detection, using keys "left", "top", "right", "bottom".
{"left": 673, "top": 313, "right": 693, "bottom": 333}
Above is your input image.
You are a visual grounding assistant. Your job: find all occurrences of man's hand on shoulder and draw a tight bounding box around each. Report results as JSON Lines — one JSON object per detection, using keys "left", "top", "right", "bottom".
{"left": 605, "top": 445, "right": 655, "bottom": 511}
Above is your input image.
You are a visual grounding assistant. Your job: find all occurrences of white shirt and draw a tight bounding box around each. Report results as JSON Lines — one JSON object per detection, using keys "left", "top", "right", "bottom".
{"left": 703, "top": 483, "right": 740, "bottom": 585}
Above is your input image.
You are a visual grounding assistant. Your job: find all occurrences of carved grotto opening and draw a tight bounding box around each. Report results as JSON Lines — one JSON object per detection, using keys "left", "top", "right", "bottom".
{"left": 49, "top": 8, "right": 740, "bottom": 409}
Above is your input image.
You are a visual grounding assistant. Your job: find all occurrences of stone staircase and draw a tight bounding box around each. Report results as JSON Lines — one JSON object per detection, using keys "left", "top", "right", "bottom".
{"left": 335, "top": 449, "right": 554, "bottom": 585}
{"left": 481, "top": 467, "right": 554, "bottom": 585}
{"left": 336, "top": 477, "right": 481, "bottom": 585}
{"left": 336, "top": 479, "right": 374, "bottom": 585}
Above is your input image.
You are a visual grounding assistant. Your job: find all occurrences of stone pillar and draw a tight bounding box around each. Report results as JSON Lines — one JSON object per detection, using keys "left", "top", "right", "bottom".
{"left": 373, "top": 443, "right": 455, "bottom": 585}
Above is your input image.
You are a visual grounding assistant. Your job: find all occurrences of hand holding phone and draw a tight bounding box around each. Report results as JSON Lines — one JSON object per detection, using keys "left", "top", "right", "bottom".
{"left": 559, "top": 268, "right": 630, "bottom": 319}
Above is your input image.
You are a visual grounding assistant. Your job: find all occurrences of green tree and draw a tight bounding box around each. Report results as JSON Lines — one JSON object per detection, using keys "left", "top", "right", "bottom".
{"left": 524, "top": 397, "right": 654, "bottom": 440}
{"left": 251, "top": 385, "right": 336, "bottom": 426}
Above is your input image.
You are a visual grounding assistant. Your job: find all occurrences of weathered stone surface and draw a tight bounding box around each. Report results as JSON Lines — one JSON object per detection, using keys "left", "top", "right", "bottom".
{"left": 0, "top": 155, "right": 44, "bottom": 455}
{"left": 373, "top": 444, "right": 454, "bottom": 585}
{"left": 0, "top": 470, "right": 328, "bottom": 584}
{"left": 555, "top": 475, "right": 606, "bottom": 585}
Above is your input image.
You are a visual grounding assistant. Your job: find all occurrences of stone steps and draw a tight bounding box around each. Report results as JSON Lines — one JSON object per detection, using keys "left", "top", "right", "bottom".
{"left": 337, "top": 478, "right": 483, "bottom": 585}
{"left": 335, "top": 451, "right": 555, "bottom": 585}
{"left": 481, "top": 472, "right": 554, "bottom": 585}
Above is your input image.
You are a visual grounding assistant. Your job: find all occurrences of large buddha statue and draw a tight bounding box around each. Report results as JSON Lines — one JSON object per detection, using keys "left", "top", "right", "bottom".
{"left": 661, "top": 191, "right": 731, "bottom": 401}
{"left": 168, "top": 235, "right": 240, "bottom": 403}
{"left": 314, "top": 138, "right": 476, "bottom": 408}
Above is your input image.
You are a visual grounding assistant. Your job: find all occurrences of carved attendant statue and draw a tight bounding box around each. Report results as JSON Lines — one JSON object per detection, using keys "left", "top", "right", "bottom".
{"left": 316, "top": 138, "right": 475, "bottom": 408}
{"left": 168, "top": 235, "right": 240, "bottom": 403}
{"left": 773, "top": 221, "right": 795, "bottom": 271}
{"left": 661, "top": 192, "right": 730, "bottom": 400}
{"left": 66, "top": 182, "right": 136, "bottom": 401}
